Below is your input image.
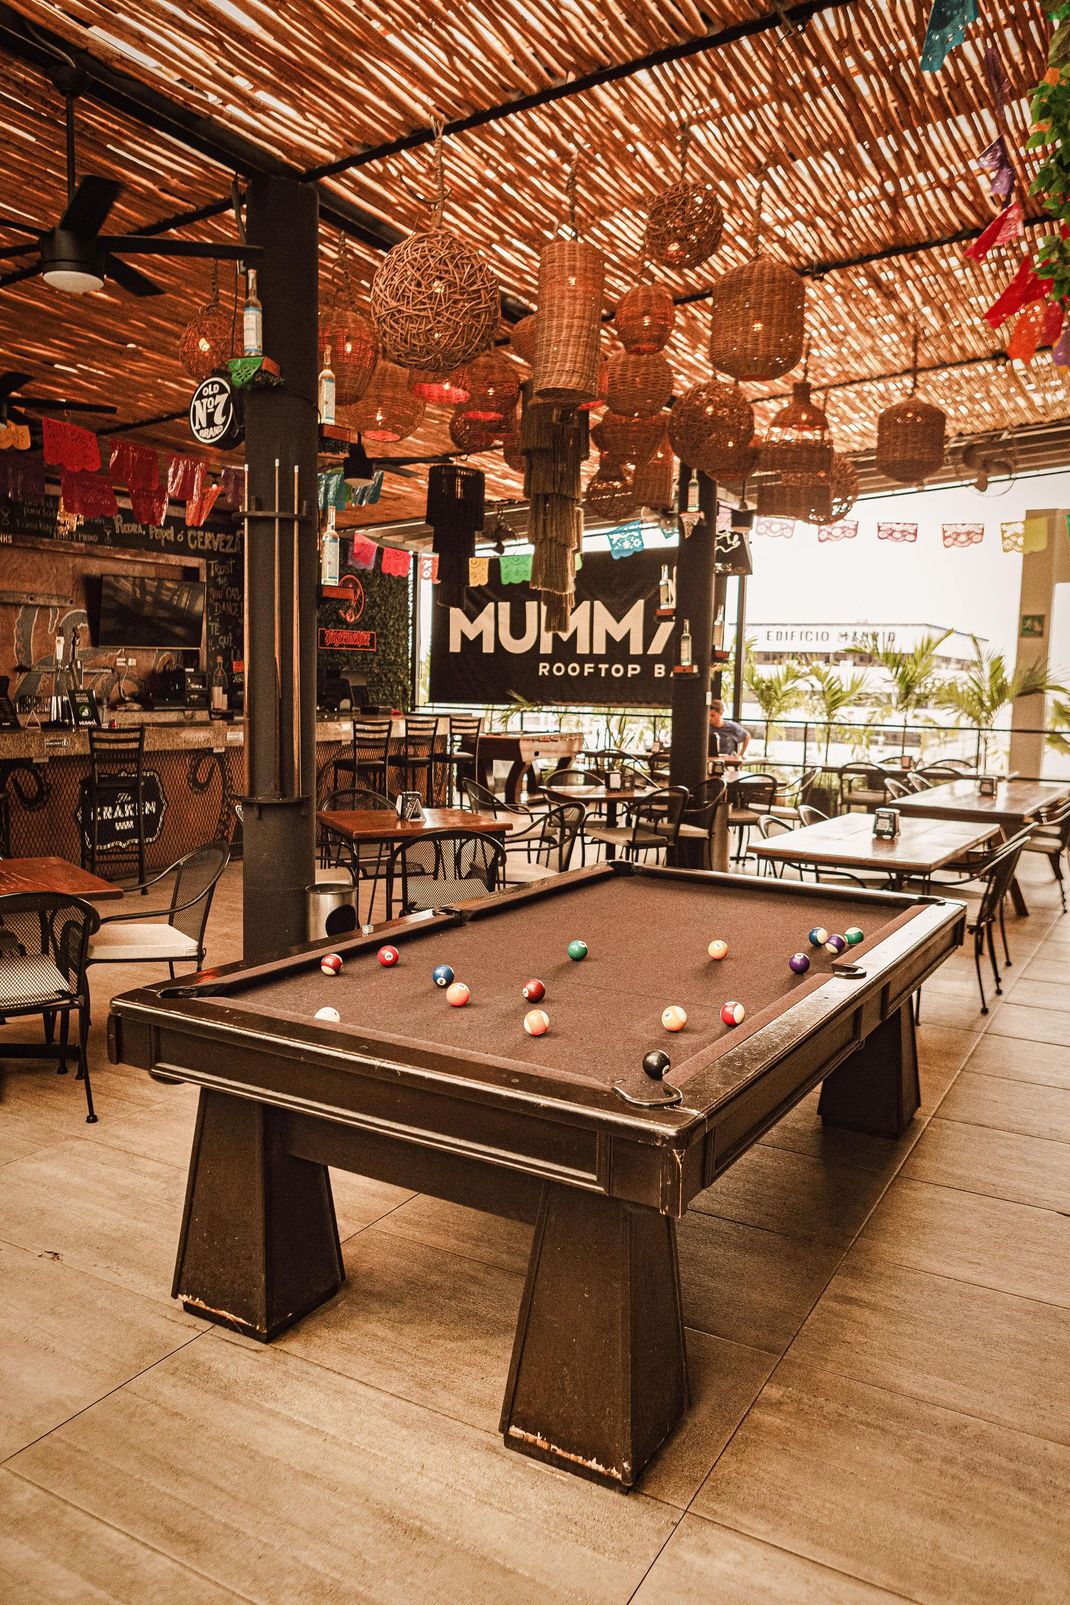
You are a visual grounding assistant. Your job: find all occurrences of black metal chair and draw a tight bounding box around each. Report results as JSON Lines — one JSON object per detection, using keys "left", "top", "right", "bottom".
{"left": 330, "top": 717, "right": 393, "bottom": 798}
{"left": 443, "top": 715, "right": 482, "bottom": 805}
{"left": 586, "top": 785, "right": 688, "bottom": 863}
{"left": 87, "top": 841, "right": 229, "bottom": 979}
{"left": 1024, "top": 797, "right": 1070, "bottom": 912}
{"left": 839, "top": 763, "right": 889, "bottom": 814}
{"left": 394, "top": 715, "right": 442, "bottom": 804}
{"left": 83, "top": 726, "right": 147, "bottom": 884}
{"left": 728, "top": 773, "right": 778, "bottom": 861}
{"left": 386, "top": 829, "right": 506, "bottom": 917}
{"left": 798, "top": 804, "right": 829, "bottom": 827}
{"left": 460, "top": 776, "right": 534, "bottom": 824}
{"left": 754, "top": 812, "right": 796, "bottom": 877}
{"left": 965, "top": 832, "right": 1032, "bottom": 1013}
{"left": 503, "top": 803, "right": 587, "bottom": 885}
{"left": 664, "top": 777, "right": 725, "bottom": 869}
{"left": 0, "top": 891, "right": 99, "bottom": 1122}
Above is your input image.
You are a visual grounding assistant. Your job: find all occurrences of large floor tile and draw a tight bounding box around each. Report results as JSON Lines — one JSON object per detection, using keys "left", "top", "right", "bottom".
{"left": 694, "top": 1141, "right": 888, "bottom": 1247}
{"left": 372, "top": 1191, "right": 533, "bottom": 1275}
{"left": 9, "top": 1336, "right": 678, "bottom": 1604}
{"left": 985, "top": 1002, "right": 1070, "bottom": 1047}
{"left": 760, "top": 1088, "right": 918, "bottom": 1176}
{"left": 1019, "top": 955, "right": 1070, "bottom": 985}
{"left": 964, "top": 1035, "right": 1070, "bottom": 1089}
{"left": 693, "top": 1361, "right": 1070, "bottom": 1605}
{"left": 1004, "top": 974, "right": 1070, "bottom": 1011}
{"left": 938, "top": 1072, "right": 1070, "bottom": 1143}
{"left": 903, "top": 1117, "right": 1070, "bottom": 1213}
{"left": 788, "top": 1256, "right": 1070, "bottom": 1446}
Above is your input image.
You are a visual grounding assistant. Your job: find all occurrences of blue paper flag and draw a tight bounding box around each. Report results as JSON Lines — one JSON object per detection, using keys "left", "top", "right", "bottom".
{"left": 921, "top": 0, "right": 978, "bottom": 73}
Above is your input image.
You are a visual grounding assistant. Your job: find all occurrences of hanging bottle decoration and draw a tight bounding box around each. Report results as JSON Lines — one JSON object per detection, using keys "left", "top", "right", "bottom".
{"left": 320, "top": 234, "right": 379, "bottom": 404}
{"left": 532, "top": 154, "right": 606, "bottom": 405}
{"left": 709, "top": 169, "right": 804, "bottom": 382}
{"left": 426, "top": 463, "right": 486, "bottom": 608}
{"left": 875, "top": 327, "right": 946, "bottom": 485}
{"left": 371, "top": 120, "right": 500, "bottom": 372}
{"left": 179, "top": 263, "right": 233, "bottom": 382}
{"left": 615, "top": 280, "right": 676, "bottom": 354}
{"left": 318, "top": 345, "right": 337, "bottom": 425}
{"left": 242, "top": 267, "right": 263, "bottom": 358}
{"left": 644, "top": 124, "right": 724, "bottom": 271}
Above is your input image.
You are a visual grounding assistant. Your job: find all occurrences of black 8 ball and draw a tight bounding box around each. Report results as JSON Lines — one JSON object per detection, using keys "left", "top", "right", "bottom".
{"left": 642, "top": 1049, "right": 671, "bottom": 1081}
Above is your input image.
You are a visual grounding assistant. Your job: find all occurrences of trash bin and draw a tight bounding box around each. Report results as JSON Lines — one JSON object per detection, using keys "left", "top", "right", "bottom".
{"left": 306, "top": 881, "right": 360, "bottom": 941}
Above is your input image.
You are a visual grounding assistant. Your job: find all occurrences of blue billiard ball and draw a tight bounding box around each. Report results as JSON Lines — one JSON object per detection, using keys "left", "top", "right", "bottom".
{"left": 789, "top": 952, "right": 810, "bottom": 974}
{"left": 432, "top": 964, "right": 455, "bottom": 988}
{"left": 808, "top": 926, "right": 829, "bottom": 947}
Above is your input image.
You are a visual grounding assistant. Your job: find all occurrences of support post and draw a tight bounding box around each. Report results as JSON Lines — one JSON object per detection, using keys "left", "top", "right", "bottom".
{"left": 242, "top": 175, "right": 319, "bottom": 961}
{"left": 731, "top": 573, "right": 747, "bottom": 724}
{"left": 669, "top": 468, "right": 717, "bottom": 797}
{"left": 1009, "top": 507, "right": 1070, "bottom": 777}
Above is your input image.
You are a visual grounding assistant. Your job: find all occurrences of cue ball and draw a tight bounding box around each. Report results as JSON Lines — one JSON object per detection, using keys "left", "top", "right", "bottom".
{"left": 320, "top": 953, "right": 342, "bottom": 976}
{"left": 721, "top": 1000, "right": 746, "bottom": 1026}
{"left": 808, "top": 926, "right": 829, "bottom": 947}
{"left": 523, "top": 1009, "right": 550, "bottom": 1036}
{"left": 661, "top": 1005, "right": 687, "bottom": 1032}
{"left": 445, "top": 981, "right": 471, "bottom": 1007}
{"left": 845, "top": 926, "right": 864, "bottom": 945}
{"left": 789, "top": 952, "right": 810, "bottom": 974}
{"left": 432, "top": 964, "right": 455, "bottom": 988}
{"left": 378, "top": 945, "right": 400, "bottom": 967}
{"left": 824, "top": 934, "right": 848, "bottom": 955}
{"left": 522, "top": 978, "right": 546, "bottom": 1002}
{"left": 314, "top": 1006, "right": 341, "bottom": 1022}
{"left": 708, "top": 939, "right": 729, "bottom": 961}
{"left": 567, "top": 939, "right": 588, "bottom": 961}
{"left": 642, "top": 1049, "right": 671, "bottom": 1080}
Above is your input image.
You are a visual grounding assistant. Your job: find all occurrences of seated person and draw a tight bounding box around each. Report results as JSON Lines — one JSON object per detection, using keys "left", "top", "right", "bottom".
{"left": 708, "top": 700, "right": 751, "bottom": 766}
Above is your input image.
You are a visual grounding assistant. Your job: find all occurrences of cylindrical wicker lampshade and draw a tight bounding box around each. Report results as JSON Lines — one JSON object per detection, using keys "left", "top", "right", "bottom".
{"left": 579, "top": 354, "right": 609, "bottom": 412}
{"left": 408, "top": 365, "right": 471, "bottom": 404}
{"left": 615, "top": 284, "right": 675, "bottom": 354}
{"left": 875, "top": 397, "right": 946, "bottom": 484}
{"left": 592, "top": 411, "right": 666, "bottom": 467}
{"left": 532, "top": 238, "right": 605, "bottom": 404}
{"left": 631, "top": 441, "right": 675, "bottom": 510}
{"left": 709, "top": 258, "right": 805, "bottom": 382}
{"left": 180, "top": 295, "right": 233, "bottom": 382}
{"left": 668, "top": 380, "right": 753, "bottom": 469}
{"left": 370, "top": 229, "right": 500, "bottom": 371}
{"left": 645, "top": 183, "right": 724, "bottom": 271}
{"left": 463, "top": 351, "right": 521, "bottom": 423}
{"left": 606, "top": 351, "right": 673, "bottom": 418}
{"left": 320, "top": 305, "right": 379, "bottom": 404}
{"left": 347, "top": 360, "right": 426, "bottom": 443}
{"left": 510, "top": 313, "right": 538, "bottom": 364}
{"left": 448, "top": 407, "right": 499, "bottom": 454}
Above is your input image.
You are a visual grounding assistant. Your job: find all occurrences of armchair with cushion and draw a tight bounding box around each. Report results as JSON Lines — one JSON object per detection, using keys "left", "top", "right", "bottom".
{"left": 0, "top": 892, "right": 99, "bottom": 1121}
{"left": 87, "top": 841, "right": 229, "bottom": 980}
{"left": 503, "top": 803, "right": 587, "bottom": 885}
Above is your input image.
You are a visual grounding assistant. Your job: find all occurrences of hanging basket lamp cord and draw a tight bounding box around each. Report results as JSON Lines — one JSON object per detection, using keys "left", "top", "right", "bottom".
{"left": 565, "top": 149, "right": 580, "bottom": 239}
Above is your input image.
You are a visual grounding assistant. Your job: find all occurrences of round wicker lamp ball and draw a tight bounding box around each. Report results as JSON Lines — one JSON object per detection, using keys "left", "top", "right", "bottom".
{"left": 180, "top": 298, "right": 232, "bottom": 382}
{"left": 875, "top": 398, "right": 946, "bottom": 484}
{"left": 606, "top": 351, "right": 673, "bottom": 419}
{"left": 593, "top": 411, "right": 666, "bottom": 467}
{"left": 347, "top": 360, "right": 425, "bottom": 443}
{"left": 371, "top": 229, "right": 500, "bottom": 372}
{"left": 709, "top": 258, "right": 805, "bottom": 382}
{"left": 510, "top": 313, "right": 538, "bottom": 364}
{"left": 408, "top": 366, "right": 471, "bottom": 405}
{"left": 585, "top": 457, "right": 634, "bottom": 521}
{"left": 632, "top": 442, "right": 675, "bottom": 509}
{"left": 827, "top": 453, "right": 859, "bottom": 522}
{"left": 464, "top": 351, "right": 521, "bottom": 423}
{"left": 319, "top": 306, "right": 379, "bottom": 404}
{"left": 668, "top": 381, "right": 753, "bottom": 466}
{"left": 616, "top": 284, "right": 676, "bottom": 354}
{"left": 645, "top": 182, "right": 724, "bottom": 271}
{"left": 448, "top": 407, "right": 499, "bottom": 454}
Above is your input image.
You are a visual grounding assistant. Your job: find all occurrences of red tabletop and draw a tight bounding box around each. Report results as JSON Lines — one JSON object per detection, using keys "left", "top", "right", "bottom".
{"left": 0, "top": 856, "right": 124, "bottom": 900}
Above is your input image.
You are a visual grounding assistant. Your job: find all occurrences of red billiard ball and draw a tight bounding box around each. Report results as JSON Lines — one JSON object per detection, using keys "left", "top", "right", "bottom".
{"left": 721, "top": 1000, "right": 746, "bottom": 1027}
{"left": 446, "top": 981, "right": 470, "bottom": 1007}
{"left": 523, "top": 1009, "right": 550, "bottom": 1036}
{"left": 320, "top": 953, "right": 342, "bottom": 976}
{"left": 378, "top": 945, "right": 400, "bottom": 967}
{"left": 522, "top": 978, "right": 545, "bottom": 1002}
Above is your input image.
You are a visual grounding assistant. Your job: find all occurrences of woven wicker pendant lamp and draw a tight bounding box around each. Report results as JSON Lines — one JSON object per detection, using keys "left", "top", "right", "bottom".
{"left": 408, "top": 366, "right": 471, "bottom": 404}
{"left": 757, "top": 377, "right": 834, "bottom": 521}
{"left": 593, "top": 411, "right": 666, "bottom": 467}
{"left": 606, "top": 350, "right": 673, "bottom": 418}
{"left": 616, "top": 281, "right": 675, "bottom": 354}
{"left": 320, "top": 235, "right": 379, "bottom": 404}
{"left": 448, "top": 407, "right": 499, "bottom": 453}
{"left": 532, "top": 157, "right": 606, "bottom": 404}
{"left": 875, "top": 329, "right": 946, "bottom": 484}
{"left": 632, "top": 439, "right": 675, "bottom": 510}
{"left": 645, "top": 124, "right": 724, "bottom": 272}
{"left": 510, "top": 313, "right": 538, "bottom": 363}
{"left": 585, "top": 456, "right": 634, "bottom": 522}
{"left": 371, "top": 122, "right": 499, "bottom": 372}
{"left": 347, "top": 360, "right": 425, "bottom": 443}
{"left": 463, "top": 350, "right": 521, "bottom": 423}
{"left": 826, "top": 453, "right": 859, "bottom": 522}
{"left": 668, "top": 380, "right": 753, "bottom": 474}
{"left": 709, "top": 170, "right": 804, "bottom": 383}
{"left": 179, "top": 262, "right": 233, "bottom": 382}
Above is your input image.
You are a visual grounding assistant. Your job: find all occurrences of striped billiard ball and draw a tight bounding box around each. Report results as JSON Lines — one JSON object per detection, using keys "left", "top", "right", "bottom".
{"left": 721, "top": 1000, "right": 746, "bottom": 1027}
{"left": 320, "top": 953, "right": 342, "bottom": 976}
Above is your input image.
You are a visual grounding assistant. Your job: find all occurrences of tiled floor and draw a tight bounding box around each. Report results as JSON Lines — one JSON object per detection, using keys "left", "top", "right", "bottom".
{"left": 1, "top": 858, "right": 1068, "bottom": 1602}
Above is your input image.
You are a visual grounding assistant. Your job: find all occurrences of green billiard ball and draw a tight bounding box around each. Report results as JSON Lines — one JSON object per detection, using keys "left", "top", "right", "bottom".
{"left": 567, "top": 939, "right": 588, "bottom": 962}
{"left": 845, "top": 927, "right": 864, "bottom": 945}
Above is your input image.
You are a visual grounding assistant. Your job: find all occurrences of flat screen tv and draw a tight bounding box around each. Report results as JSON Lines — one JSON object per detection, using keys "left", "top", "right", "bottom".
{"left": 95, "top": 573, "right": 205, "bottom": 651}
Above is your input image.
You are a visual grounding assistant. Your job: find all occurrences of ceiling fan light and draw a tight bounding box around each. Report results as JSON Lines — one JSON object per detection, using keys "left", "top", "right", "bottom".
{"left": 42, "top": 265, "right": 104, "bottom": 293}
{"left": 343, "top": 437, "right": 375, "bottom": 488}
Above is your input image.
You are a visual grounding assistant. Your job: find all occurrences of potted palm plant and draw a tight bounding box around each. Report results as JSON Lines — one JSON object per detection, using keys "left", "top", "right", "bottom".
{"left": 939, "top": 637, "right": 1067, "bottom": 771}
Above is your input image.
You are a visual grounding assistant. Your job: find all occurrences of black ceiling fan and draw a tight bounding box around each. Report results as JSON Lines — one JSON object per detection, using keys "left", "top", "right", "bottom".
{"left": 0, "top": 65, "right": 261, "bottom": 298}
{"left": 0, "top": 369, "right": 117, "bottom": 424}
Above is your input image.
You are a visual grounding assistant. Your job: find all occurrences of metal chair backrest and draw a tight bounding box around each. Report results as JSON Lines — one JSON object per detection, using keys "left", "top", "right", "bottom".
{"left": 531, "top": 803, "right": 587, "bottom": 871}
{"left": 351, "top": 718, "right": 393, "bottom": 766}
{"left": 402, "top": 714, "right": 440, "bottom": 761}
{"left": 322, "top": 787, "right": 391, "bottom": 812}
{"left": 449, "top": 714, "right": 482, "bottom": 751}
{"left": 684, "top": 776, "right": 727, "bottom": 819}
{"left": 0, "top": 891, "right": 99, "bottom": 1003}
{"left": 976, "top": 831, "right": 1030, "bottom": 930}
{"left": 88, "top": 725, "right": 145, "bottom": 780}
{"left": 732, "top": 774, "right": 778, "bottom": 813}
{"left": 798, "top": 804, "right": 829, "bottom": 827}
{"left": 629, "top": 786, "right": 688, "bottom": 846}
{"left": 917, "top": 766, "right": 963, "bottom": 784}
{"left": 387, "top": 829, "right": 506, "bottom": 915}
{"left": 460, "top": 777, "right": 530, "bottom": 820}
{"left": 791, "top": 767, "right": 821, "bottom": 805}
{"left": 756, "top": 814, "right": 793, "bottom": 841}
{"left": 164, "top": 841, "right": 230, "bottom": 944}
{"left": 884, "top": 777, "right": 910, "bottom": 799}
{"left": 550, "top": 767, "right": 606, "bottom": 790}
{"left": 1035, "top": 797, "right": 1070, "bottom": 848}
{"left": 904, "top": 773, "right": 931, "bottom": 792}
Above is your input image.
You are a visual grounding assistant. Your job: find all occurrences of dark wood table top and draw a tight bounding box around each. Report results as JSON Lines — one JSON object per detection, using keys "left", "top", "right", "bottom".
{"left": 894, "top": 777, "right": 1070, "bottom": 828}
{"left": 752, "top": 813, "right": 999, "bottom": 875}
{"left": 544, "top": 781, "right": 656, "bottom": 805}
{"left": 0, "top": 855, "right": 125, "bottom": 900}
{"left": 317, "top": 807, "right": 515, "bottom": 843}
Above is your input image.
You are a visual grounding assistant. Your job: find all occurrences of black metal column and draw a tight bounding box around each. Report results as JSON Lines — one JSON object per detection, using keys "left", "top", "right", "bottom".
{"left": 731, "top": 574, "right": 748, "bottom": 724}
{"left": 242, "top": 175, "right": 319, "bottom": 962}
{"left": 669, "top": 468, "right": 717, "bottom": 797}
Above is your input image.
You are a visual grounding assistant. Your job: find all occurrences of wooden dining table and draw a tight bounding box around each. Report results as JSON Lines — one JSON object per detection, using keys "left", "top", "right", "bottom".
{"left": 894, "top": 778, "right": 1070, "bottom": 912}
{"left": 0, "top": 856, "right": 123, "bottom": 900}
{"left": 752, "top": 813, "right": 999, "bottom": 891}
{"left": 317, "top": 807, "right": 517, "bottom": 921}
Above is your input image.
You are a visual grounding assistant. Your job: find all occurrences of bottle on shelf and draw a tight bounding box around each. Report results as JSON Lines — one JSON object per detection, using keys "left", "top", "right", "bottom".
{"left": 679, "top": 617, "right": 693, "bottom": 669}
{"left": 242, "top": 268, "right": 263, "bottom": 357}
{"left": 659, "top": 563, "right": 674, "bottom": 612}
{"left": 712, "top": 605, "right": 725, "bottom": 652}
{"left": 210, "top": 654, "right": 229, "bottom": 716}
{"left": 318, "top": 344, "right": 336, "bottom": 425}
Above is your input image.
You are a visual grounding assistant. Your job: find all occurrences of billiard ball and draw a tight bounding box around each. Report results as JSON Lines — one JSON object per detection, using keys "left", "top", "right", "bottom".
{"left": 707, "top": 939, "right": 729, "bottom": 961}
{"left": 378, "top": 945, "right": 400, "bottom": 967}
{"left": 721, "top": 1000, "right": 746, "bottom": 1026}
{"left": 824, "top": 934, "right": 848, "bottom": 955}
{"left": 845, "top": 926, "right": 864, "bottom": 945}
{"left": 445, "top": 981, "right": 470, "bottom": 1007}
{"left": 661, "top": 1005, "right": 687, "bottom": 1032}
{"left": 567, "top": 939, "right": 588, "bottom": 962}
{"left": 808, "top": 926, "right": 829, "bottom": 947}
{"left": 314, "top": 1006, "right": 341, "bottom": 1022}
{"left": 789, "top": 952, "right": 810, "bottom": 974}
{"left": 642, "top": 1049, "right": 671, "bottom": 1080}
{"left": 522, "top": 978, "right": 546, "bottom": 1002}
{"left": 523, "top": 1009, "right": 550, "bottom": 1036}
{"left": 320, "top": 953, "right": 342, "bottom": 976}
{"left": 432, "top": 964, "right": 455, "bottom": 988}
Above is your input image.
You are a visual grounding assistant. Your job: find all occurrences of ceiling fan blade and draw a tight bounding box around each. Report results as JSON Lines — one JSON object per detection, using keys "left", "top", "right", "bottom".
{"left": 0, "top": 372, "right": 32, "bottom": 398}
{"left": 105, "top": 236, "right": 261, "bottom": 261}
{"left": 18, "top": 396, "right": 118, "bottom": 415}
{"left": 105, "top": 253, "right": 164, "bottom": 297}
{"left": 59, "top": 176, "right": 122, "bottom": 236}
{"left": 0, "top": 263, "right": 42, "bottom": 290}
{"left": 0, "top": 242, "right": 37, "bottom": 260}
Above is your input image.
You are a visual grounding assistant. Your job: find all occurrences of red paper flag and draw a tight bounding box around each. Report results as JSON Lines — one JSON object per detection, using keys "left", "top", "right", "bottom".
{"left": 110, "top": 438, "right": 160, "bottom": 491}
{"left": 43, "top": 419, "right": 100, "bottom": 472}
{"left": 187, "top": 482, "right": 222, "bottom": 528}
{"left": 964, "top": 201, "right": 1023, "bottom": 261}
{"left": 983, "top": 256, "right": 1052, "bottom": 329}
{"left": 419, "top": 554, "right": 439, "bottom": 583}
{"left": 60, "top": 468, "right": 118, "bottom": 518}
{"left": 167, "top": 454, "right": 201, "bottom": 500}
{"left": 350, "top": 535, "right": 377, "bottom": 570}
{"left": 130, "top": 484, "right": 168, "bottom": 525}
{"left": 380, "top": 545, "right": 412, "bottom": 577}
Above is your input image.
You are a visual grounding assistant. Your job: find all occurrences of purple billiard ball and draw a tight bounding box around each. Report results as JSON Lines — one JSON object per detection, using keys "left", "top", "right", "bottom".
{"left": 824, "top": 934, "right": 848, "bottom": 955}
{"left": 789, "top": 952, "right": 810, "bottom": 975}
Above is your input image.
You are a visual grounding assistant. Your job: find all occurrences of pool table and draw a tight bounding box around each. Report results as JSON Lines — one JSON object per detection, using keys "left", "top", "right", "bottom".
{"left": 108, "top": 863, "right": 965, "bottom": 1489}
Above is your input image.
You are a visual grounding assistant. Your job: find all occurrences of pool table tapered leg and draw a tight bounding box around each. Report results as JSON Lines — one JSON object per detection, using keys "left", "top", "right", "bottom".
{"left": 817, "top": 1000, "right": 920, "bottom": 1138}
{"left": 500, "top": 1183, "right": 688, "bottom": 1490}
{"left": 173, "top": 1088, "right": 344, "bottom": 1340}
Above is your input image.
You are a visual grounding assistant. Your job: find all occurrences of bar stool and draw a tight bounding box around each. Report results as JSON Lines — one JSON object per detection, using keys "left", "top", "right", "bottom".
{"left": 443, "top": 715, "right": 482, "bottom": 805}
{"left": 394, "top": 714, "right": 441, "bottom": 804}
{"left": 329, "top": 717, "right": 393, "bottom": 798}
{"left": 83, "top": 727, "right": 147, "bottom": 885}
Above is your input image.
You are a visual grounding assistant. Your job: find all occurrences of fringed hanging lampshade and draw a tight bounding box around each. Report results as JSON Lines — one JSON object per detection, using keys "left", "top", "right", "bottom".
{"left": 179, "top": 265, "right": 232, "bottom": 382}
{"left": 876, "top": 396, "right": 946, "bottom": 484}
{"left": 585, "top": 456, "right": 634, "bottom": 522}
{"left": 370, "top": 126, "right": 499, "bottom": 372}
{"left": 449, "top": 408, "right": 499, "bottom": 453}
{"left": 347, "top": 360, "right": 425, "bottom": 443}
{"left": 463, "top": 350, "right": 521, "bottom": 423}
{"left": 606, "top": 351, "right": 673, "bottom": 418}
{"left": 510, "top": 313, "right": 538, "bottom": 364}
{"left": 522, "top": 382, "right": 588, "bottom": 632}
{"left": 427, "top": 463, "right": 485, "bottom": 608}
{"left": 757, "top": 380, "right": 833, "bottom": 520}
{"left": 632, "top": 440, "right": 675, "bottom": 510}
{"left": 593, "top": 411, "right": 666, "bottom": 466}
{"left": 408, "top": 366, "right": 471, "bottom": 404}
{"left": 645, "top": 125, "right": 724, "bottom": 271}
{"left": 668, "top": 380, "right": 753, "bottom": 470}
{"left": 616, "top": 283, "right": 675, "bottom": 354}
